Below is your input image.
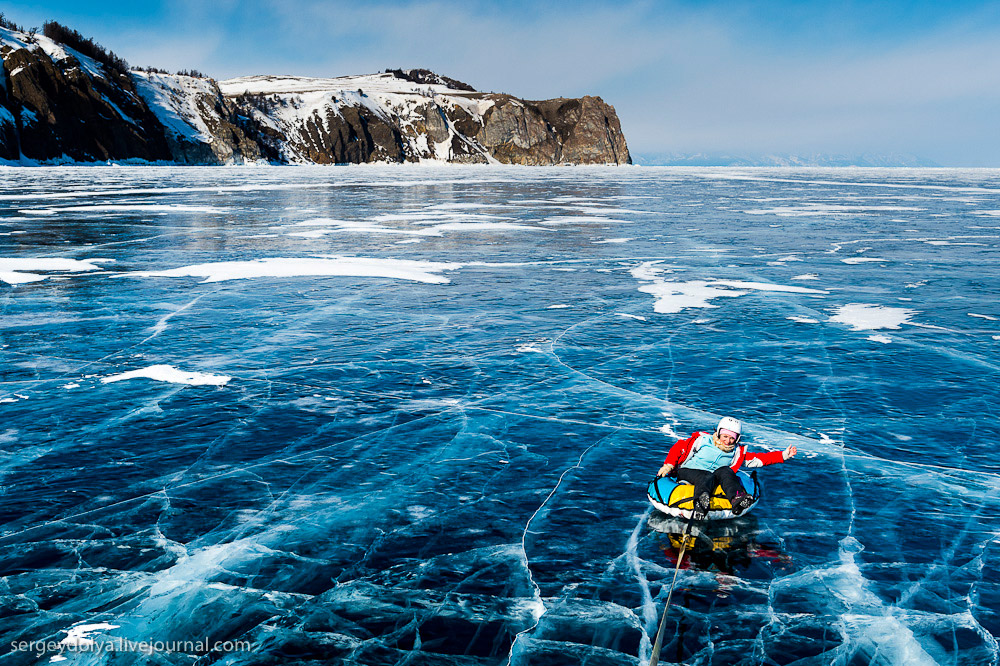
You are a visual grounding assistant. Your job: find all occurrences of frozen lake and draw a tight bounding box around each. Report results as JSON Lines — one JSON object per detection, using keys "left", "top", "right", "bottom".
{"left": 1, "top": 165, "right": 999, "bottom": 665}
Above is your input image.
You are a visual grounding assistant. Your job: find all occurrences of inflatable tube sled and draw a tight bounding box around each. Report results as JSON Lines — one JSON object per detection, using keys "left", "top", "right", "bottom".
{"left": 647, "top": 470, "right": 760, "bottom": 521}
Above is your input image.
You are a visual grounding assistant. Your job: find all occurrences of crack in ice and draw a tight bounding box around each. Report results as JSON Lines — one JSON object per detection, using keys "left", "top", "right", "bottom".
{"left": 506, "top": 441, "right": 600, "bottom": 666}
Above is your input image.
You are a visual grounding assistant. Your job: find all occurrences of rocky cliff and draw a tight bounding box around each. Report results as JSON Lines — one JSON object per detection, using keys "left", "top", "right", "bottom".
{"left": 0, "top": 25, "right": 630, "bottom": 166}
{"left": 0, "top": 27, "right": 171, "bottom": 163}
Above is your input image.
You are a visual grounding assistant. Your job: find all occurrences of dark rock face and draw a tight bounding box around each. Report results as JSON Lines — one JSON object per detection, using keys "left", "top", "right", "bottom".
{"left": 433, "top": 105, "right": 490, "bottom": 164}
{"left": 476, "top": 96, "right": 562, "bottom": 165}
{"left": 535, "top": 96, "right": 631, "bottom": 165}
{"left": 240, "top": 101, "right": 406, "bottom": 165}
{"left": 0, "top": 73, "right": 19, "bottom": 161}
{"left": 0, "top": 42, "right": 171, "bottom": 163}
{"left": 323, "top": 106, "right": 405, "bottom": 164}
{"left": 471, "top": 95, "right": 630, "bottom": 165}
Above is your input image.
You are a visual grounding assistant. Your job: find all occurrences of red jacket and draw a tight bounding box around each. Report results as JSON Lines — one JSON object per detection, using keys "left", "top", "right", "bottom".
{"left": 664, "top": 431, "right": 785, "bottom": 472}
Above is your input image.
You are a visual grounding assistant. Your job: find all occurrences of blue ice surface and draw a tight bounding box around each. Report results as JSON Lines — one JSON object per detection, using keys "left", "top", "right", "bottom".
{"left": 0, "top": 165, "right": 998, "bottom": 665}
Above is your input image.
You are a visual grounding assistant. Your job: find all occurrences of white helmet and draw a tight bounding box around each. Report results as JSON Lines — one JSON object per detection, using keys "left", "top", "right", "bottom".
{"left": 716, "top": 416, "right": 743, "bottom": 443}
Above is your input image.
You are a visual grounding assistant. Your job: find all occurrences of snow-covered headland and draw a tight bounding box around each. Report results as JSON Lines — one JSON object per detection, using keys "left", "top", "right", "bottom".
{"left": 0, "top": 22, "right": 630, "bottom": 166}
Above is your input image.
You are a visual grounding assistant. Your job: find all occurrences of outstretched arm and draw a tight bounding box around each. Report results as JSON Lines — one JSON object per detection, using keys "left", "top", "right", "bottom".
{"left": 744, "top": 447, "right": 791, "bottom": 467}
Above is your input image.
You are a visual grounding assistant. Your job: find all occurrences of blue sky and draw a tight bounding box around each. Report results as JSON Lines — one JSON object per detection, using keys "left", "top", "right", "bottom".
{"left": 5, "top": 0, "right": 1000, "bottom": 165}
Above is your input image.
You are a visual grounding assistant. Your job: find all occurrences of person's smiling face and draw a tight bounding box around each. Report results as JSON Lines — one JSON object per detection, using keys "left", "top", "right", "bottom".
{"left": 714, "top": 431, "right": 738, "bottom": 451}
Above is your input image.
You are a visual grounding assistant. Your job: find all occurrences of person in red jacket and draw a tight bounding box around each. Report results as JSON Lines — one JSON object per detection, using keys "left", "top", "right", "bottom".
{"left": 656, "top": 416, "right": 797, "bottom": 519}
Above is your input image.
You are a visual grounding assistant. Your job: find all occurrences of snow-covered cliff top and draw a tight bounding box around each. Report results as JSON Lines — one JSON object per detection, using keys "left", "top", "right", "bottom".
{"left": 219, "top": 72, "right": 476, "bottom": 98}
{"left": 0, "top": 25, "right": 106, "bottom": 81}
{"left": 218, "top": 72, "right": 497, "bottom": 138}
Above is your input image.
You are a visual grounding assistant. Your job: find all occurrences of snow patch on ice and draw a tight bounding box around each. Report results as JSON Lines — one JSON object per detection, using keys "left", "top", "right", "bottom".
{"left": 0, "top": 183, "right": 340, "bottom": 202}
{"left": 289, "top": 218, "right": 420, "bottom": 237}
{"left": 59, "top": 622, "right": 120, "bottom": 648}
{"left": 745, "top": 204, "right": 922, "bottom": 217}
{"left": 923, "top": 239, "right": 986, "bottom": 246}
{"left": 710, "top": 280, "right": 827, "bottom": 295}
{"left": 288, "top": 218, "right": 545, "bottom": 237}
{"left": 0, "top": 258, "right": 112, "bottom": 272}
{"left": 0, "top": 257, "right": 112, "bottom": 284}
{"left": 658, "top": 419, "right": 681, "bottom": 438}
{"left": 638, "top": 279, "right": 746, "bottom": 313}
{"left": 842, "top": 257, "right": 889, "bottom": 264}
{"left": 0, "top": 270, "right": 47, "bottom": 284}
{"left": 129, "top": 256, "right": 463, "bottom": 284}
{"left": 516, "top": 340, "right": 549, "bottom": 353}
{"left": 631, "top": 262, "right": 826, "bottom": 314}
{"left": 431, "top": 222, "right": 546, "bottom": 233}
{"left": 830, "top": 304, "right": 917, "bottom": 331}
{"left": 541, "top": 216, "right": 628, "bottom": 226}
{"left": 32, "top": 204, "right": 229, "bottom": 215}
{"left": 101, "top": 365, "right": 231, "bottom": 387}
{"left": 287, "top": 229, "right": 334, "bottom": 238}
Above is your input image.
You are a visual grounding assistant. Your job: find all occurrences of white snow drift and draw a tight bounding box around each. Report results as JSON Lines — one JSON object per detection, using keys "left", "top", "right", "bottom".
{"left": 829, "top": 304, "right": 917, "bottom": 331}
{"left": 101, "top": 365, "right": 231, "bottom": 386}
{"left": 129, "top": 256, "right": 463, "bottom": 284}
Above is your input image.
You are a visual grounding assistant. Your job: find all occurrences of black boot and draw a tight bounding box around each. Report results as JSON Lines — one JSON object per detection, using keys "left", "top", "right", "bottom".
{"left": 731, "top": 492, "right": 754, "bottom": 516}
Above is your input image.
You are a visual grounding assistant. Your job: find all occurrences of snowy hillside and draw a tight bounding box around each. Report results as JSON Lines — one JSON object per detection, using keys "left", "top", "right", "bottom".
{"left": 133, "top": 72, "right": 223, "bottom": 145}
{"left": 219, "top": 72, "right": 500, "bottom": 164}
{"left": 131, "top": 71, "right": 264, "bottom": 165}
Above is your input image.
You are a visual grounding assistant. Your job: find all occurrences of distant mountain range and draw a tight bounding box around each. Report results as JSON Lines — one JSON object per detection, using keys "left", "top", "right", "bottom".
{"left": 632, "top": 152, "right": 940, "bottom": 167}
{"left": 0, "top": 21, "right": 630, "bottom": 166}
